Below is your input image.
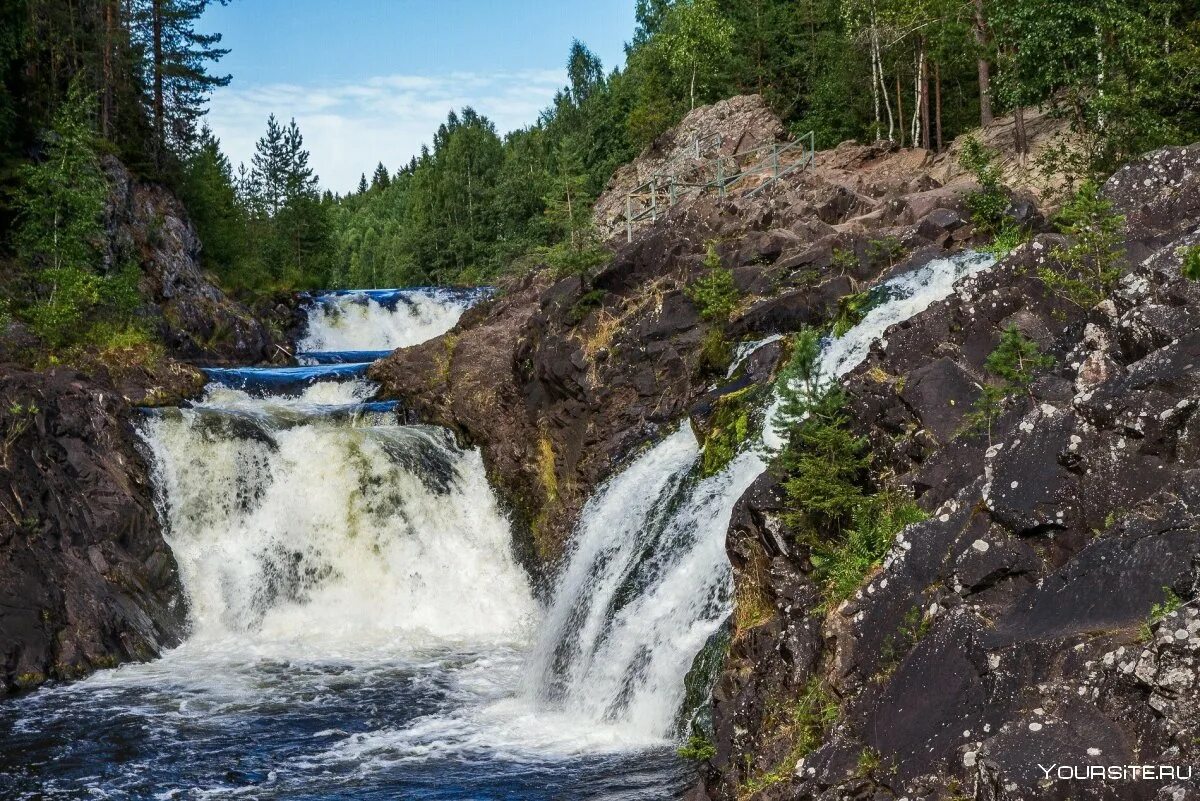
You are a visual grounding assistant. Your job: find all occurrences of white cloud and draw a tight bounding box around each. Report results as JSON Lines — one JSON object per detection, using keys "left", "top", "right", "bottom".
{"left": 205, "top": 69, "right": 565, "bottom": 194}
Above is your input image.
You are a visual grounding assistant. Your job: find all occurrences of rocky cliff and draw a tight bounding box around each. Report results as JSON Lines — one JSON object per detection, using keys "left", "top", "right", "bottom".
{"left": 370, "top": 99, "right": 1002, "bottom": 579}
{"left": 0, "top": 159, "right": 282, "bottom": 694}
{"left": 372, "top": 96, "right": 1200, "bottom": 800}
{"left": 709, "top": 146, "right": 1200, "bottom": 801}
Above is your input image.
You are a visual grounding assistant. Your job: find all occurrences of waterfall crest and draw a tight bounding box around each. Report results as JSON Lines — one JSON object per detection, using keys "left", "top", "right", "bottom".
{"left": 298, "top": 287, "right": 483, "bottom": 353}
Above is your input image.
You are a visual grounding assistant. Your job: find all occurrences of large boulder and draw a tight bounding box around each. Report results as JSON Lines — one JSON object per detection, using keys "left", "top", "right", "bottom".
{"left": 0, "top": 367, "right": 186, "bottom": 695}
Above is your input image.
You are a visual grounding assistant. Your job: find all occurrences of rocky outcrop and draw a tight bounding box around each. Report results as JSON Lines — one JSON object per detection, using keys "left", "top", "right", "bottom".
{"left": 103, "top": 156, "right": 282, "bottom": 365}
{"left": 707, "top": 144, "right": 1200, "bottom": 800}
{"left": 0, "top": 366, "right": 188, "bottom": 695}
{"left": 371, "top": 97, "right": 1036, "bottom": 583}
{"left": 592, "top": 94, "right": 786, "bottom": 240}
{"left": 0, "top": 155, "right": 283, "bottom": 695}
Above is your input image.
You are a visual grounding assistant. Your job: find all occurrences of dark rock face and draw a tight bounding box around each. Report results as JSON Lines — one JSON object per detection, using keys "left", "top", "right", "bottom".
{"left": 0, "top": 367, "right": 186, "bottom": 695}
{"left": 707, "top": 144, "right": 1200, "bottom": 800}
{"left": 370, "top": 102, "right": 1006, "bottom": 578}
{"left": 103, "top": 157, "right": 281, "bottom": 364}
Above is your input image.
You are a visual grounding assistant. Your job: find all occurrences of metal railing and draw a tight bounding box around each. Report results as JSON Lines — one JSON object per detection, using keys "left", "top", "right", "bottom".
{"left": 623, "top": 130, "right": 816, "bottom": 241}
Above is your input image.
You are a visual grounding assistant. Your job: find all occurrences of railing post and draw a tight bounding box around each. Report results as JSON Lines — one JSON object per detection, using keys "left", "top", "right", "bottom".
{"left": 669, "top": 178, "right": 676, "bottom": 206}
{"left": 717, "top": 156, "right": 725, "bottom": 198}
{"left": 626, "top": 196, "right": 633, "bottom": 242}
{"left": 650, "top": 183, "right": 657, "bottom": 220}
{"left": 772, "top": 143, "right": 780, "bottom": 179}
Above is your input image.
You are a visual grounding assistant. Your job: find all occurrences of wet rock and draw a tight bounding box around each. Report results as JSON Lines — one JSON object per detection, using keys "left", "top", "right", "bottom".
{"left": 0, "top": 367, "right": 186, "bottom": 695}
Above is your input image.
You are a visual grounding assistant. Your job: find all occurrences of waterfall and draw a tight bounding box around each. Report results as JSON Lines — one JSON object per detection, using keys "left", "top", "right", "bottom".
{"left": 298, "top": 287, "right": 484, "bottom": 354}
{"left": 528, "top": 251, "right": 994, "bottom": 737}
{"left": 526, "top": 427, "right": 765, "bottom": 737}
{"left": 763, "top": 251, "right": 995, "bottom": 449}
{"left": 137, "top": 287, "right": 534, "bottom": 654}
{"left": 1, "top": 256, "right": 994, "bottom": 799}
{"left": 141, "top": 400, "right": 535, "bottom": 651}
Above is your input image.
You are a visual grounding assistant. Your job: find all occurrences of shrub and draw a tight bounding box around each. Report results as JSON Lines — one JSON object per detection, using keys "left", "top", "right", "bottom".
{"left": 697, "top": 326, "right": 733, "bottom": 377}
{"left": 1140, "top": 587, "right": 1184, "bottom": 641}
{"left": 1179, "top": 245, "right": 1200, "bottom": 281}
{"left": 832, "top": 291, "right": 872, "bottom": 337}
{"left": 774, "top": 327, "right": 925, "bottom": 606}
{"left": 700, "top": 387, "right": 753, "bottom": 477}
{"left": 958, "top": 136, "right": 1008, "bottom": 236}
{"left": 678, "top": 733, "right": 717, "bottom": 762}
{"left": 1040, "top": 180, "right": 1125, "bottom": 308}
{"left": 866, "top": 236, "right": 904, "bottom": 269}
{"left": 686, "top": 243, "right": 740, "bottom": 323}
{"left": 811, "top": 490, "right": 925, "bottom": 607}
{"left": 962, "top": 327, "right": 1053, "bottom": 442}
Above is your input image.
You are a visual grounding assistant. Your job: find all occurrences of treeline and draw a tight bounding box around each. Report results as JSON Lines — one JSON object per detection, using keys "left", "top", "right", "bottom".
{"left": 312, "top": 0, "right": 1200, "bottom": 288}
{"left": 0, "top": 0, "right": 230, "bottom": 351}
{"left": 4, "top": 0, "right": 1200, "bottom": 314}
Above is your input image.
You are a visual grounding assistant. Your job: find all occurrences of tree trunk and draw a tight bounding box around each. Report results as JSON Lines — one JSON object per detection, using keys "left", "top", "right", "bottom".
{"left": 973, "top": 0, "right": 993, "bottom": 126}
{"left": 920, "top": 46, "right": 931, "bottom": 150}
{"left": 935, "top": 61, "right": 943, "bottom": 152}
{"left": 895, "top": 73, "right": 904, "bottom": 148}
{"left": 690, "top": 63, "right": 697, "bottom": 110}
{"left": 1013, "top": 104, "right": 1028, "bottom": 157}
{"left": 101, "top": 0, "right": 114, "bottom": 138}
{"left": 152, "top": 0, "right": 164, "bottom": 161}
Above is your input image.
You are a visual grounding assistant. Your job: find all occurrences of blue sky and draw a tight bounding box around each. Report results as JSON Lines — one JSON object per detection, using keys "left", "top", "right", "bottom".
{"left": 199, "top": 0, "right": 636, "bottom": 193}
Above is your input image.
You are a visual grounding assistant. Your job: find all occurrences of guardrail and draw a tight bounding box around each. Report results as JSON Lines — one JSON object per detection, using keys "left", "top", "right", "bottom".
{"left": 623, "top": 131, "right": 815, "bottom": 242}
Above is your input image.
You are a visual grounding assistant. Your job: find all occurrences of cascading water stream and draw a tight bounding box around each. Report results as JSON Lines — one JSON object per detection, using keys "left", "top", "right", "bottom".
{"left": 524, "top": 251, "right": 995, "bottom": 741}
{"left": 0, "top": 254, "right": 992, "bottom": 800}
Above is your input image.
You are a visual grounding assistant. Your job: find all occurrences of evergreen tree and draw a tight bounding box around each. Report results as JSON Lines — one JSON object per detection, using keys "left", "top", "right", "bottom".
{"left": 371, "top": 161, "right": 391, "bottom": 190}
{"left": 134, "top": 0, "right": 231, "bottom": 163}
{"left": 249, "top": 113, "right": 287, "bottom": 215}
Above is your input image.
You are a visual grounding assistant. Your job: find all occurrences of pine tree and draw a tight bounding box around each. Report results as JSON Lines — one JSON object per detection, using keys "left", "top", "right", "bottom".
{"left": 249, "top": 113, "right": 286, "bottom": 216}
{"left": 135, "top": 0, "right": 231, "bottom": 163}
{"left": 371, "top": 161, "right": 390, "bottom": 190}
{"left": 356, "top": 173, "right": 369, "bottom": 194}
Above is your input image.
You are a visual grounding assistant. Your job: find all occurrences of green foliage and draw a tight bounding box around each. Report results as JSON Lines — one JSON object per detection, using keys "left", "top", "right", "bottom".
{"left": 831, "top": 247, "right": 858, "bottom": 274}
{"left": 985, "top": 226, "right": 1029, "bottom": 259}
{"left": 697, "top": 327, "right": 733, "bottom": 378}
{"left": 700, "top": 387, "right": 753, "bottom": 477}
{"left": 567, "top": 289, "right": 607, "bottom": 325}
{"left": 14, "top": 81, "right": 107, "bottom": 278}
{"left": 878, "top": 603, "right": 933, "bottom": 676}
{"left": 686, "top": 245, "right": 741, "bottom": 323}
{"left": 1179, "top": 245, "right": 1200, "bottom": 282}
{"left": 1041, "top": 180, "right": 1126, "bottom": 308}
{"left": 958, "top": 136, "right": 1009, "bottom": 236}
{"left": 678, "top": 733, "right": 717, "bottom": 762}
{"left": 962, "top": 327, "right": 1053, "bottom": 441}
{"left": 774, "top": 328, "right": 925, "bottom": 606}
{"left": 832, "top": 291, "right": 870, "bottom": 337}
{"left": 812, "top": 491, "right": 926, "bottom": 607}
{"left": 658, "top": 0, "right": 733, "bottom": 110}
{"left": 11, "top": 85, "right": 151, "bottom": 351}
{"left": 866, "top": 236, "right": 903, "bottom": 269}
{"left": 1141, "top": 587, "right": 1185, "bottom": 641}
{"left": 740, "top": 677, "right": 839, "bottom": 795}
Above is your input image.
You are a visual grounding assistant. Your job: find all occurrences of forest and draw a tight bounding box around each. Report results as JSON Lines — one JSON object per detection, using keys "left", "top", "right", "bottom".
{"left": 2, "top": 0, "right": 1199, "bottom": 353}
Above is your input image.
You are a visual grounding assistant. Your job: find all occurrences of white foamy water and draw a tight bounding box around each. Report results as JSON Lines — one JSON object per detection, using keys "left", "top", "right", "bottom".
{"left": 298, "top": 289, "right": 478, "bottom": 352}
{"left": 1, "top": 258, "right": 992, "bottom": 798}
{"left": 762, "top": 250, "right": 995, "bottom": 449}
{"left": 525, "top": 427, "right": 766, "bottom": 738}
{"left": 140, "top": 416, "right": 536, "bottom": 650}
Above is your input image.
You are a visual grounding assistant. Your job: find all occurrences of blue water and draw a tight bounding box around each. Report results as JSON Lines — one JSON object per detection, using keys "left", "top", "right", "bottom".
{"left": 296, "top": 350, "right": 395, "bottom": 365}
{"left": 0, "top": 648, "right": 691, "bottom": 800}
{"left": 202, "top": 363, "right": 372, "bottom": 394}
